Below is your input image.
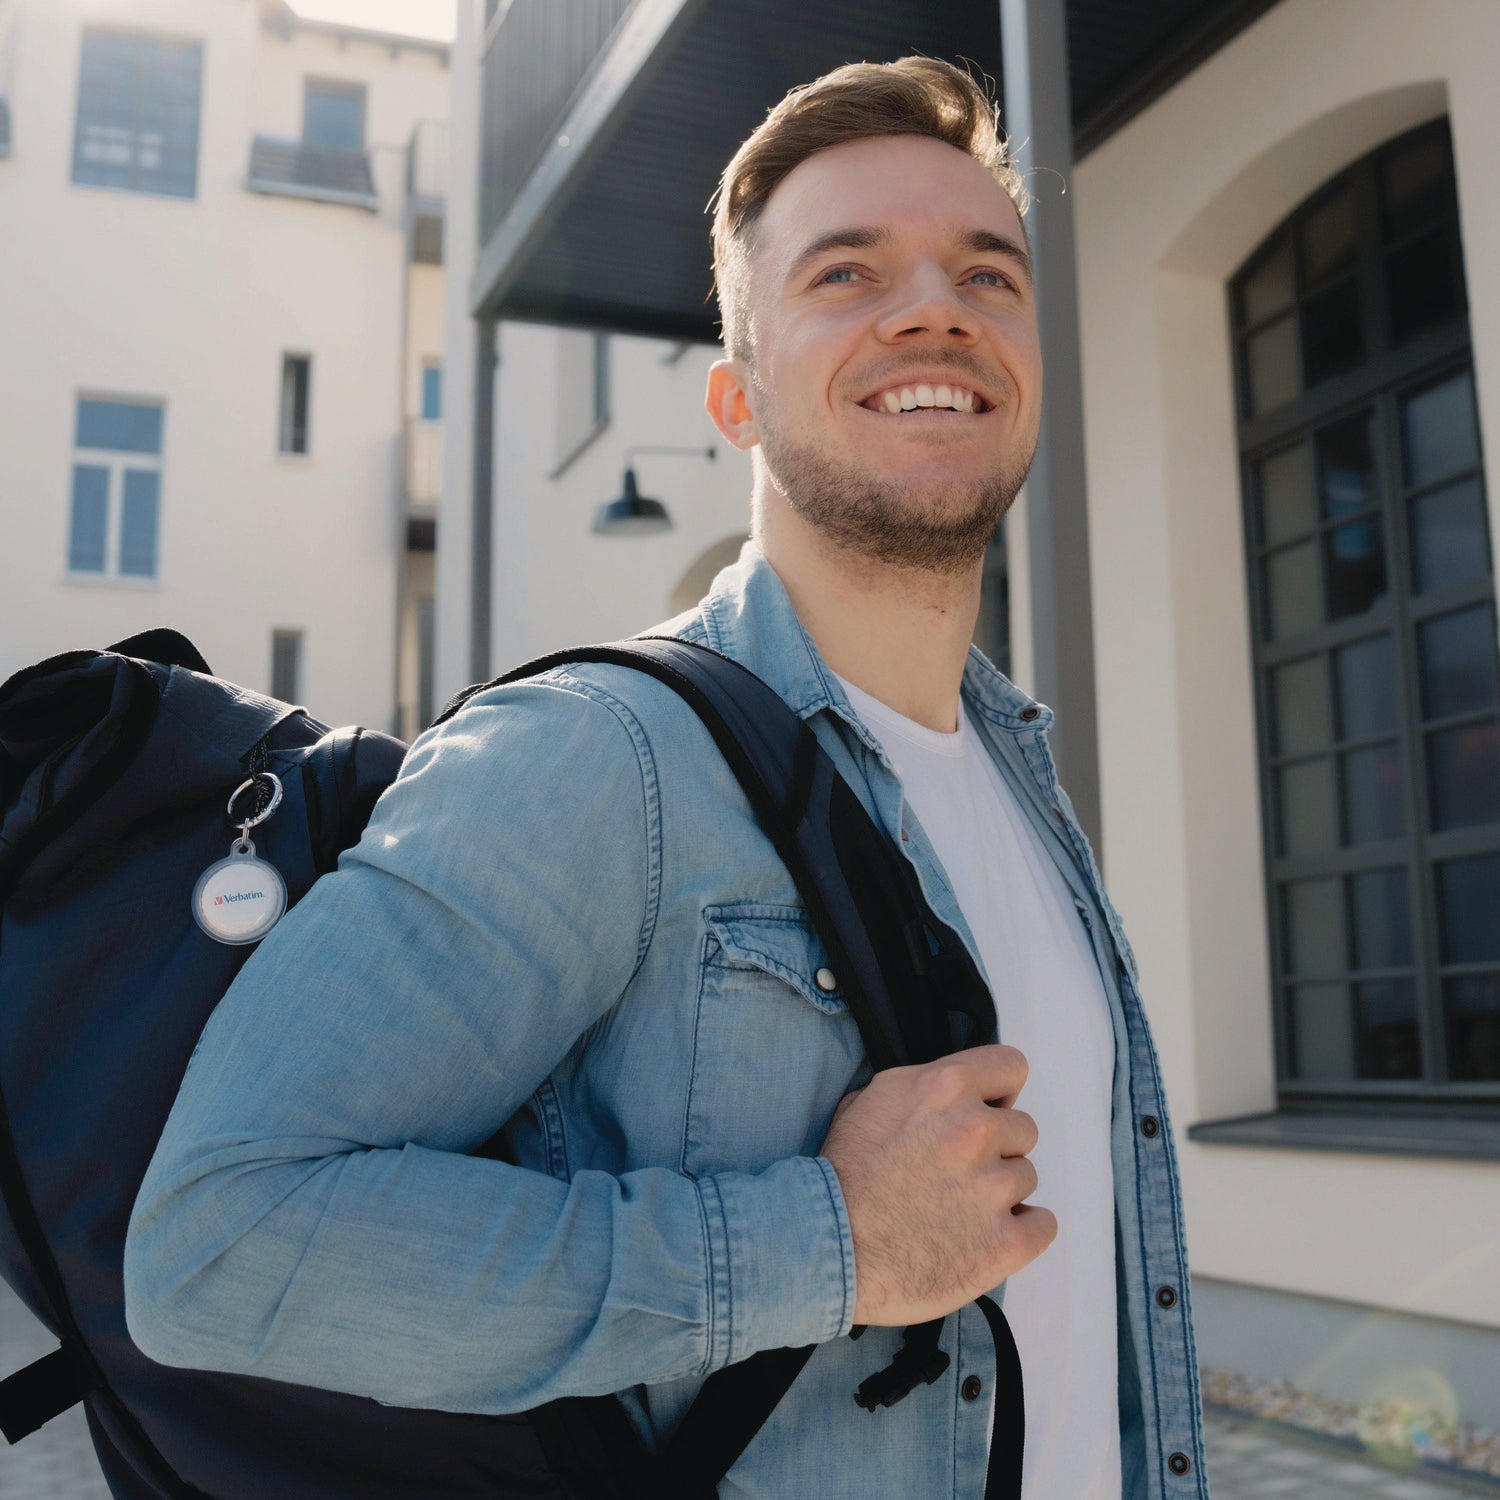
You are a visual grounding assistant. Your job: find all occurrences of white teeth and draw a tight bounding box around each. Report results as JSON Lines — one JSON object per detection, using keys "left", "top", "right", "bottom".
{"left": 934, "top": 384, "right": 953, "bottom": 409}
{"left": 899, "top": 387, "right": 917, "bottom": 410}
{"left": 957, "top": 389, "right": 973, "bottom": 412}
{"left": 883, "top": 390, "right": 901, "bottom": 414}
{"left": 871, "top": 384, "right": 981, "bottom": 412}
{"left": 915, "top": 384, "right": 935, "bottom": 407}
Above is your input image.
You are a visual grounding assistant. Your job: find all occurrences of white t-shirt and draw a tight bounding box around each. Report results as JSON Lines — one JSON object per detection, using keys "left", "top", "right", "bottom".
{"left": 836, "top": 676, "right": 1121, "bottom": 1500}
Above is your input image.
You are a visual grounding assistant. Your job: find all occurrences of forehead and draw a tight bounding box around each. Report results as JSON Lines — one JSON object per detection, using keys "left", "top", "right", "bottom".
{"left": 753, "top": 134, "right": 1023, "bottom": 269}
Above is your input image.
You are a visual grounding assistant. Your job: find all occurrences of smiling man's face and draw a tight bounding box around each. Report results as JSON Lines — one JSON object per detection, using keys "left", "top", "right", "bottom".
{"left": 710, "top": 132, "right": 1042, "bottom": 574}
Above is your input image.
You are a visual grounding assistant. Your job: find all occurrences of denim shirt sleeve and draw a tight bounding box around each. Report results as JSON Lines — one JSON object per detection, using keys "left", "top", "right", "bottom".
{"left": 123, "top": 674, "right": 855, "bottom": 1414}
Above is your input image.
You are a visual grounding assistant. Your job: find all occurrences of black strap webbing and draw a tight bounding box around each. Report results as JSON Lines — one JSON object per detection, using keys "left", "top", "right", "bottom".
{"left": 977, "top": 1295, "right": 1025, "bottom": 1500}
{"left": 0, "top": 1343, "right": 89, "bottom": 1445}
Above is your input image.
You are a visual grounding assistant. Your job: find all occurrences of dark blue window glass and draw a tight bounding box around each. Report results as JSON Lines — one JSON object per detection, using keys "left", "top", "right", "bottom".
{"left": 68, "top": 465, "right": 110, "bottom": 572}
{"left": 119, "top": 469, "right": 160, "bottom": 577}
{"left": 76, "top": 398, "right": 163, "bottom": 454}
{"left": 422, "top": 364, "right": 443, "bottom": 421}
{"left": 72, "top": 29, "right": 201, "bottom": 199}
{"left": 304, "top": 83, "right": 365, "bottom": 149}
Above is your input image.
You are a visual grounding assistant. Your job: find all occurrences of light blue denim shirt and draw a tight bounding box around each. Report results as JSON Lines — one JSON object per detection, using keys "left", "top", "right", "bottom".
{"left": 125, "top": 543, "right": 1209, "bottom": 1499}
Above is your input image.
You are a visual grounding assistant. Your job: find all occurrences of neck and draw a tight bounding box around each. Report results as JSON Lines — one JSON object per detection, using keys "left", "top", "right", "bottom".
{"left": 754, "top": 484, "right": 983, "bottom": 734}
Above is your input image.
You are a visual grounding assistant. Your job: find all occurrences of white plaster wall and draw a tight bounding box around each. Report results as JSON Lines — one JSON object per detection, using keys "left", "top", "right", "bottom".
{"left": 0, "top": 0, "right": 447, "bottom": 730}
{"left": 489, "top": 324, "right": 754, "bottom": 664}
{"left": 1072, "top": 0, "right": 1500, "bottom": 1328}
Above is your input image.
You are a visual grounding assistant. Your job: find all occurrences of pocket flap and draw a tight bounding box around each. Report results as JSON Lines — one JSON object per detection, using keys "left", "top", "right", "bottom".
{"left": 703, "top": 903, "right": 846, "bottom": 1014}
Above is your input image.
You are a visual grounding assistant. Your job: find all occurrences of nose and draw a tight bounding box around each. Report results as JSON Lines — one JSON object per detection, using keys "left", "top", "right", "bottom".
{"left": 873, "top": 262, "right": 981, "bottom": 345}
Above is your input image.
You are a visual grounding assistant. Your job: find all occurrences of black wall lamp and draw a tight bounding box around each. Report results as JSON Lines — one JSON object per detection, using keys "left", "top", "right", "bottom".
{"left": 592, "top": 445, "right": 716, "bottom": 536}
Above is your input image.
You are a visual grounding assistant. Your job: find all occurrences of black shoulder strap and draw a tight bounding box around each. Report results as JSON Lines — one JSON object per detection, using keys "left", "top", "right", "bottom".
{"left": 438, "top": 638, "right": 1007, "bottom": 1496}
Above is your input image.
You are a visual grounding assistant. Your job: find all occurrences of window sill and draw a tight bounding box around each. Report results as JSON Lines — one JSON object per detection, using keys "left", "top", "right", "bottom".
{"left": 1187, "top": 1108, "right": 1500, "bottom": 1163}
{"left": 61, "top": 570, "right": 161, "bottom": 590}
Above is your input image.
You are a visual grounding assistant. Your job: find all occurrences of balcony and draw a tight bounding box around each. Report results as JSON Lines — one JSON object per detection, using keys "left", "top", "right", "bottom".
{"left": 246, "top": 135, "right": 378, "bottom": 210}
{"left": 407, "top": 118, "right": 447, "bottom": 264}
{"left": 404, "top": 418, "right": 442, "bottom": 550}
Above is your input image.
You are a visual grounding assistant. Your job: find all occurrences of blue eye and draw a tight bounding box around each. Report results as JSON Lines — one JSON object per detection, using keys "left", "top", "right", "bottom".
{"left": 970, "top": 270, "right": 1007, "bottom": 287}
{"left": 819, "top": 266, "right": 857, "bottom": 284}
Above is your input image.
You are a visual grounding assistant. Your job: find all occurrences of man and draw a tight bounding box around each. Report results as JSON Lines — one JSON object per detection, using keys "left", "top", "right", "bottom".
{"left": 126, "top": 57, "right": 1206, "bottom": 1499}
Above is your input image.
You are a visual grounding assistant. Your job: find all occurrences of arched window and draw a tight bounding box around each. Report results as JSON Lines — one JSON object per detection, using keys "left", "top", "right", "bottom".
{"left": 1232, "top": 119, "right": 1498, "bottom": 1102}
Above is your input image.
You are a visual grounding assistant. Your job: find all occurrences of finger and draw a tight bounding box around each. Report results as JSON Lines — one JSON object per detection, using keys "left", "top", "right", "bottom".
{"left": 1008, "top": 1203, "right": 1058, "bottom": 1256}
{"left": 991, "top": 1155, "right": 1038, "bottom": 1208}
{"left": 947, "top": 1044, "right": 1030, "bottom": 1107}
{"left": 992, "top": 1107, "right": 1038, "bottom": 1158}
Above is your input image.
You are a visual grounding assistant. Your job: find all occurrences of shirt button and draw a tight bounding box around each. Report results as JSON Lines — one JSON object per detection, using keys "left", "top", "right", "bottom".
{"left": 1168, "top": 1452, "right": 1192, "bottom": 1476}
{"left": 961, "top": 1375, "right": 982, "bottom": 1401}
{"left": 900, "top": 829, "right": 910, "bottom": 842}
{"left": 815, "top": 967, "right": 838, "bottom": 993}
{"left": 1140, "top": 1115, "right": 1160, "bottom": 1138}
{"left": 1020, "top": 706, "right": 1041, "bottom": 722}
{"left": 1156, "top": 1285, "right": 1178, "bottom": 1309}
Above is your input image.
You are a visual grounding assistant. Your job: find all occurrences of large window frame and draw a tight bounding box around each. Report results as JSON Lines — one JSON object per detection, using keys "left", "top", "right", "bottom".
{"left": 66, "top": 395, "right": 165, "bottom": 581}
{"left": 71, "top": 27, "right": 202, "bottom": 200}
{"left": 1232, "top": 120, "right": 1499, "bottom": 1109}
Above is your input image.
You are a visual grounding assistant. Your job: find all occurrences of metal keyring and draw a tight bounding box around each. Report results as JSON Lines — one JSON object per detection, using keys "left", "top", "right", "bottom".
{"left": 226, "top": 772, "right": 283, "bottom": 831}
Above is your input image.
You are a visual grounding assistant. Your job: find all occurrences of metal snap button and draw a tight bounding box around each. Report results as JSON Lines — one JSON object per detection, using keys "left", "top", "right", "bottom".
{"left": 1156, "top": 1285, "right": 1177, "bottom": 1309}
{"left": 961, "top": 1375, "right": 982, "bottom": 1401}
{"left": 815, "top": 967, "right": 838, "bottom": 993}
{"left": 1140, "top": 1115, "right": 1160, "bottom": 1138}
{"left": 1020, "top": 706, "right": 1041, "bottom": 722}
{"left": 1168, "top": 1452, "right": 1191, "bottom": 1476}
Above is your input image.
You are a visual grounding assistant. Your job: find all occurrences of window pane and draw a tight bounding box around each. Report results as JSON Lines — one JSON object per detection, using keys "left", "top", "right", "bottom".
{"left": 1316, "top": 411, "right": 1377, "bottom": 521}
{"left": 1409, "top": 478, "right": 1490, "bottom": 595}
{"left": 1279, "top": 757, "right": 1339, "bottom": 855}
{"left": 76, "top": 398, "right": 163, "bottom": 454}
{"left": 1381, "top": 132, "right": 1450, "bottom": 242}
{"left": 1350, "top": 867, "right": 1412, "bottom": 969}
{"left": 280, "top": 356, "right": 311, "bottom": 455}
{"left": 1272, "top": 655, "right": 1331, "bottom": 755}
{"left": 1282, "top": 877, "right": 1345, "bottom": 977}
{"left": 1300, "top": 187, "right": 1357, "bottom": 286}
{"left": 1446, "top": 975, "right": 1500, "bottom": 1082}
{"left": 1427, "top": 720, "right": 1500, "bottom": 831}
{"left": 1265, "top": 541, "right": 1321, "bottom": 639}
{"left": 119, "top": 468, "right": 159, "bottom": 577}
{"left": 1240, "top": 234, "right": 1294, "bottom": 324}
{"left": 1354, "top": 979, "right": 1420, "bottom": 1079}
{"left": 1246, "top": 315, "right": 1299, "bottom": 416}
{"left": 1335, "top": 634, "right": 1396, "bottom": 739}
{"left": 1302, "top": 280, "right": 1364, "bottom": 387}
{"left": 304, "top": 84, "right": 365, "bottom": 149}
{"left": 1342, "top": 742, "right": 1403, "bottom": 844}
{"left": 1419, "top": 606, "right": 1499, "bottom": 719}
{"left": 1258, "top": 443, "right": 1315, "bottom": 545}
{"left": 271, "top": 630, "right": 303, "bottom": 702}
{"left": 1436, "top": 854, "right": 1500, "bottom": 964}
{"left": 1323, "top": 519, "right": 1387, "bottom": 619}
{"left": 1402, "top": 371, "right": 1479, "bottom": 489}
{"left": 1288, "top": 983, "right": 1353, "bottom": 1079}
{"left": 72, "top": 29, "right": 200, "bottom": 199}
{"left": 68, "top": 464, "right": 109, "bottom": 572}
{"left": 421, "top": 364, "right": 443, "bottom": 421}
{"left": 1387, "top": 227, "right": 1463, "bottom": 345}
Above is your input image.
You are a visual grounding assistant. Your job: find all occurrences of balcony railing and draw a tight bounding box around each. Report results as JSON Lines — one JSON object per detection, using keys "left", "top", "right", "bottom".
{"left": 247, "top": 135, "right": 378, "bottom": 210}
{"left": 407, "top": 118, "right": 447, "bottom": 263}
{"left": 478, "top": 0, "right": 634, "bottom": 243}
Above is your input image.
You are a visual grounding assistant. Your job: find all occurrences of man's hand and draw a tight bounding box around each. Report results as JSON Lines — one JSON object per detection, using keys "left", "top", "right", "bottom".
{"left": 819, "top": 1044, "right": 1056, "bottom": 1326}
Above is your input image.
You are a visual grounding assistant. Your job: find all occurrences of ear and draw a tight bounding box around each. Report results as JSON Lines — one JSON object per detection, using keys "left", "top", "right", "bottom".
{"left": 704, "top": 359, "right": 760, "bottom": 451}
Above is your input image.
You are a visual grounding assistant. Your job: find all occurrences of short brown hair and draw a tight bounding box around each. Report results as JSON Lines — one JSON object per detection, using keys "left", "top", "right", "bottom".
{"left": 709, "top": 56, "right": 1029, "bottom": 359}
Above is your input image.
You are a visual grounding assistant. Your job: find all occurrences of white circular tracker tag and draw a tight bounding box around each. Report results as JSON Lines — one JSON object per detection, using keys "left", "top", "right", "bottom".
{"left": 192, "top": 838, "right": 287, "bottom": 945}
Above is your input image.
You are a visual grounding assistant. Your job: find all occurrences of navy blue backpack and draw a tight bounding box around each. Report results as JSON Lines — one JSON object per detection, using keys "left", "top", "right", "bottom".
{"left": 0, "top": 627, "right": 1020, "bottom": 1499}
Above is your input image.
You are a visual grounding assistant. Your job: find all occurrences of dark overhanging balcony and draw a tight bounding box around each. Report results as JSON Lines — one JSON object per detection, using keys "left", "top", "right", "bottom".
{"left": 246, "top": 135, "right": 379, "bottom": 211}
{"left": 465, "top": 0, "right": 1285, "bottom": 849}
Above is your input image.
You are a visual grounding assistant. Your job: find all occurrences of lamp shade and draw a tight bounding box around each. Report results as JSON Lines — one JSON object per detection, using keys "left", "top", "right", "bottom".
{"left": 592, "top": 467, "right": 672, "bottom": 535}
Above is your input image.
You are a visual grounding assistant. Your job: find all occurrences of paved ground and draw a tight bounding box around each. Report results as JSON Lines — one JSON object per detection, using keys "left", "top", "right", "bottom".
{"left": 2, "top": 1281, "right": 1490, "bottom": 1497}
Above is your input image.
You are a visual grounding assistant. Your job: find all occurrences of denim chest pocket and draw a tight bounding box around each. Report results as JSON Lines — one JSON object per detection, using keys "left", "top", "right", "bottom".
{"left": 681, "top": 903, "right": 867, "bottom": 1178}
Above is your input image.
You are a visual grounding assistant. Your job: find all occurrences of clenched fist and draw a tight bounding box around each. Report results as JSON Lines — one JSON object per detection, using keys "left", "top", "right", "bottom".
{"left": 819, "top": 1044, "right": 1056, "bottom": 1326}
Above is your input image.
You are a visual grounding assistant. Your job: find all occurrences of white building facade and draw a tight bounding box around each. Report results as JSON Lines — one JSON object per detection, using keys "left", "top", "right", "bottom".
{"left": 0, "top": 0, "right": 449, "bottom": 736}
{"left": 446, "top": 0, "right": 1500, "bottom": 1480}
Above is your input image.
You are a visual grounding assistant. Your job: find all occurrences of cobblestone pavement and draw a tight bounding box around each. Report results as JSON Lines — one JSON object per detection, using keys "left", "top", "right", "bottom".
{"left": 2, "top": 1280, "right": 1490, "bottom": 1499}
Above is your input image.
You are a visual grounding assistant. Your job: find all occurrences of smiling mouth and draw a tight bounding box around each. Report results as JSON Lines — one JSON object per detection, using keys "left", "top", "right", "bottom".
{"left": 858, "top": 382, "right": 993, "bottom": 415}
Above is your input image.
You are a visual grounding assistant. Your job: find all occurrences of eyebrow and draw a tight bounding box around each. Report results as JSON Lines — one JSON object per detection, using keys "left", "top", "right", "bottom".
{"left": 784, "top": 225, "right": 1033, "bottom": 287}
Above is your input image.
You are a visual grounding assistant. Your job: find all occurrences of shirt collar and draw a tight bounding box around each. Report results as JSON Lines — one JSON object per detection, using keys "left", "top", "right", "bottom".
{"left": 686, "top": 539, "right": 1054, "bottom": 735}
